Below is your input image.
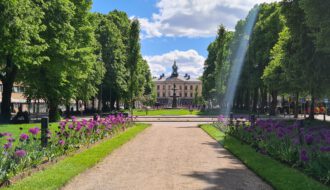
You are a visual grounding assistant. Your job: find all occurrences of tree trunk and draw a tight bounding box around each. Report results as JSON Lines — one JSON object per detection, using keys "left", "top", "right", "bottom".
{"left": 261, "top": 87, "right": 267, "bottom": 113}
{"left": 75, "top": 99, "right": 79, "bottom": 112}
{"left": 65, "top": 104, "right": 70, "bottom": 118}
{"left": 270, "top": 90, "right": 278, "bottom": 116}
{"left": 0, "top": 56, "right": 18, "bottom": 123}
{"left": 92, "top": 97, "right": 95, "bottom": 110}
{"left": 252, "top": 87, "right": 258, "bottom": 112}
{"left": 294, "top": 92, "right": 299, "bottom": 119}
{"left": 116, "top": 98, "right": 120, "bottom": 110}
{"left": 49, "top": 101, "right": 59, "bottom": 122}
{"left": 244, "top": 88, "right": 250, "bottom": 111}
{"left": 309, "top": 92, "right": 315, "bottom": 120}
{"left": 110, "top": 97, "right": 115, "bottom": 111}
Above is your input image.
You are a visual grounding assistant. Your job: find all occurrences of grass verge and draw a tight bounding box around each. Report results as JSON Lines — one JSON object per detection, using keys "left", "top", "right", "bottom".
{"left": 6, "top": 123, "right": 149, "bottom": 190}
{"left": 200, "top": 124, "right": 329, "bottom": 190}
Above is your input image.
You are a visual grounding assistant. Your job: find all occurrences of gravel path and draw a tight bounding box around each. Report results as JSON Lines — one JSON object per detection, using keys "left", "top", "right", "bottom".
{"left": 62, "top": 122, "right": 272, "bottom": 190}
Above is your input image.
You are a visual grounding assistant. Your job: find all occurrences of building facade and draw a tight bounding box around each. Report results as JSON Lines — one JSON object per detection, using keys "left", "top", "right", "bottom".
{"left": 153, "top": 61, "right": 202, "bottom": 107}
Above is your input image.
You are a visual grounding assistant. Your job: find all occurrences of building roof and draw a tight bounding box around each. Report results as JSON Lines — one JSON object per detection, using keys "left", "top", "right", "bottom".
{"left": 153, "top": 61, "right": 201, "bottom": 82}
{"left": 153, "top": 76, "right": 200, "bottom": 82}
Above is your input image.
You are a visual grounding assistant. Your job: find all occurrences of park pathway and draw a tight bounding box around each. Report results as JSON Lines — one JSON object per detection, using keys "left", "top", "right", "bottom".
{"left": 62, "top": 122, "right": 272, "bottom": 190}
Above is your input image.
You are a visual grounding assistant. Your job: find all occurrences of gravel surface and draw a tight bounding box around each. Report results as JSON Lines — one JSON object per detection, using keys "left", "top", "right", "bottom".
{"left": 62, "top": 122, "right": 272, "bottom": 190}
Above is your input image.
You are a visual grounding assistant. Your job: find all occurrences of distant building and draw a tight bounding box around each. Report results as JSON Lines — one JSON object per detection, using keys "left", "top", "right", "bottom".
{"left": 153, "top": 61, "right": 202, "bottom": 107}
{"left": 0, "top": 82, "right": 48, "bottom": 114}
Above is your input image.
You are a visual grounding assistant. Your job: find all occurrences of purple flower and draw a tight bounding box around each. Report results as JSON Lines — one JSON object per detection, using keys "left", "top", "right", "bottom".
{"left": 68, "top": 124, "right": 74, "bottom": 129}
{"left": 15, "top": 150, "right": 26, "bottom": 158}
{"left": 320, "top": 146, "right": 330, "bottom": 152}
{"left": 75, "top": 122, "right": 82, "bottom": 132}
{"left": 300, "top": 149, "right": 309, "bottom": 162}
{"left": 59, "top": 121, "right": 66, "bottom": 128}
{"left": 58, "top": 139, "right": 65, "bottom": 146}
{"left": 2, "top": 132, "right": 12, "bottom": 137}
{"left": 20, "top": 133, "right": 29, "bottom": 141}
{"left": 3, "top": 142, "right": 12, "bottom": 150}
{"left": 29, "top": 127, "right": 40, "bottom": 135}
{"left": 304, "top": 134, "right": 314, "bottom": 145}
{"left": 7, "top": 137, "right": 15, "bottom": 142}
{"left": 218, "top": 115, "right": 225, "bottom": 123}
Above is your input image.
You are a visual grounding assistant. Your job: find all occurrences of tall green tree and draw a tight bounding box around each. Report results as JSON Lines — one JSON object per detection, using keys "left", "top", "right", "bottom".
{"left": 0, "top": 0, "right": 46, "bottom": 121}
{"left": 281, "top": 0, "right": 319, "bottom": 119}
{"left": 127, "top": 19, "right": 141, "bottom": 113}
{"left": 96, "top": 15, "right": 127, "bottom": 111}
{"left": 23, "top": 0, "right": 99, "bottom": 121}
{"left": 69, "top": 0, "right": 103, "bottom": 113}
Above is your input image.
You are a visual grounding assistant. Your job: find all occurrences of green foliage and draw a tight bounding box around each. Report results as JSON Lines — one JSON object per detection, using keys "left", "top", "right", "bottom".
{"left": 202, "top": 0, "right": 330, "bottom": 117}
{"left": 300, "top": 0, "right": 330, "bottom": 54}
{"left": 202, "top": 26, "right": 233, "bottom": 103}
{"left": 0, "top": 0, "right": 46, "bottom": 119}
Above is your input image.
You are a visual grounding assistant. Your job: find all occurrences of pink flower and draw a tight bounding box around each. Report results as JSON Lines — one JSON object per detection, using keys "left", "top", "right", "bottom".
{"left": 58, "top": 140, "right": 65, "bottom": 146}
{"left": 20, "top": 133, "right": 29, "bottom": 141}
{"left": 15, "top": 150, "right": 26, "bottom": 157}
{"left": 29, "top": 127, "right": 40, "bottom": 135}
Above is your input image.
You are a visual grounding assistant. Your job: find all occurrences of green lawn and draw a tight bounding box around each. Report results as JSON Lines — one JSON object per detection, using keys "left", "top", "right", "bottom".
{"left": 133, "top": 109, "right": 201, "bottom": 116}
{"left": 0, "top": 123, "right": 59, "bottom": 145}
{"left": 200, "top": 124, "right": 329, "bottom": 190}
{"left": 6, "top": 123, "right": 149, "bottom": 190}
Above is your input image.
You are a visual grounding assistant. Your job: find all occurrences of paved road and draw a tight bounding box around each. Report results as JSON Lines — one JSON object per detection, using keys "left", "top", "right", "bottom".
{"left": 62, "top": 122, "right": 272, "bottom": 190}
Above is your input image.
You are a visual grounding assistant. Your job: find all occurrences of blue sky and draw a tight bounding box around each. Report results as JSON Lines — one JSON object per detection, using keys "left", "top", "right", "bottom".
{"left": 92, "top": 0, "right": 277, "bottom": 78}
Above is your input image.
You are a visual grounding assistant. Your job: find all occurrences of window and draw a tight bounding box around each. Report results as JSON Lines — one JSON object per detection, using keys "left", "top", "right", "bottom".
{"left": 163, "top": 85, "right": 165, "bottom": 90}
{"left": 190, "top": 93, "right": 193, "bottom": 97}
{"left": 179, "top": 86, "right": 182, "bottom": 90}
{"left": 13, "top": 86, "right": 19, "bottom": 93}
{"left": 163, "top": 92, "right": 165, "bottom": 97}
{"left": 184, "top": 93, "right": 187, "bottom": 97}
{"left": 19, "top": 87, "right": 25, "bottom": 93}
{"left": 190, "top": 85, "right": 193, "bottom": 90}
{"left": 180, "top": 93, "right": 182, "bottom": 97}
{"left": 168, "top": 92, "right": 171, "bottom": 96}
{"left": 168, "top": 85, "right": 171, "bottom": 90}
{"left": 157, "top": 85, "right": 160, "bottom": 90}
{"left": 157, "top": 92, "right": 160, "bottom": 97}
{"left": 184, "top": 86, "right": 187, "bottom": 90}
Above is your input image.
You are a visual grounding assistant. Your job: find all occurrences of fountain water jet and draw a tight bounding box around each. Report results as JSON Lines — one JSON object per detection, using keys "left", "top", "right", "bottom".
{"left": 221, "top": 6, "right": 260, "bottom": 117}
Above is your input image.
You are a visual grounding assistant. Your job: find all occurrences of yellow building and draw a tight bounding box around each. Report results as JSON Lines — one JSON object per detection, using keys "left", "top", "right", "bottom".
{"left": 153, "top": 61, "right": 202, "bottom": 107}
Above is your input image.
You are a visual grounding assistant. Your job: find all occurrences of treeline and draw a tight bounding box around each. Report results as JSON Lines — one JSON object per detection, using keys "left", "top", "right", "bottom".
{"left": 0, "top": 0, "right": 153, "bottom": 122}
{"left": 202, "top": 0, "right": 330, "bottom": 119}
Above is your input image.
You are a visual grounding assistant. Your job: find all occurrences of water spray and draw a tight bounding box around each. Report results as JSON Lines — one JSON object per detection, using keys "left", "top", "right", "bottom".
{"left": 221, "top": 5, "right": 260, "bottom": 117}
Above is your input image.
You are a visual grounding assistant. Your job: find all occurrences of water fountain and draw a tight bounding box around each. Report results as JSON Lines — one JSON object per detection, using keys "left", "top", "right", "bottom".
{"left": 221, "top": 6, "right": 260, "bottom": 117}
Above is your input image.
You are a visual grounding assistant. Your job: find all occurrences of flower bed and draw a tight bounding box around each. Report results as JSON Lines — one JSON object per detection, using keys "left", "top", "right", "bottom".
{"left": 0, "top": 115, "right": 131, "bottom": 186}
{"left": 218, "top": 117, "right": 330, "bottom": 185}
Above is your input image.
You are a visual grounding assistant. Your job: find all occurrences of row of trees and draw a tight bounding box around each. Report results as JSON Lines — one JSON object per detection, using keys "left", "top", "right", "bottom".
{"left": 202, "top": 0, "right": 330, "bottom": 119}
{"left": 0, "top": 0, "right": 153, "bottom": 122}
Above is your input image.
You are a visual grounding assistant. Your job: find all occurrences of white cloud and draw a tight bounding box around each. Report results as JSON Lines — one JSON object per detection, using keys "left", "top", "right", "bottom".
{"left": 144, "top": 49, "right": 205, "bottom": 78}
{"left": 139, "top": 0, "right": 279, "bottom": 38}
